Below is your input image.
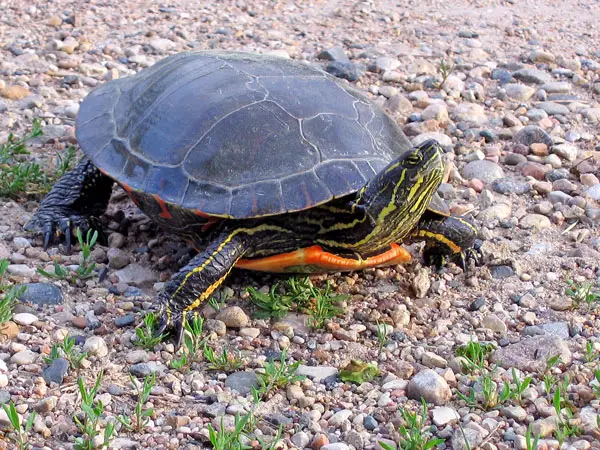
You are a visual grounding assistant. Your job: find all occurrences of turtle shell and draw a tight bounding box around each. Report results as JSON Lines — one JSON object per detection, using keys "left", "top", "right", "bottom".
{"left": 75, "top": 50, "right": 413, "bottom": 219}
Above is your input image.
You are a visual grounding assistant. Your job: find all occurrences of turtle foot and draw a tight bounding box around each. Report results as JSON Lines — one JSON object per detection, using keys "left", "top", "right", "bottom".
{"left": 25, "top": 208, "right": 94, "bottom": 255}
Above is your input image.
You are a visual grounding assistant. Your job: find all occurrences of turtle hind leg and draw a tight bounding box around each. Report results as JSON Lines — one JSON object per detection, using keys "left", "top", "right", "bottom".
{"left": 24, "top": 158, "right": 113, "bottom": 254}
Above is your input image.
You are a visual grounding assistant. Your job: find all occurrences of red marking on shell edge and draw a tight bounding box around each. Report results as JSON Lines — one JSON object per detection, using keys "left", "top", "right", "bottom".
{"left": 153, "top": 194, "right": 173, "bottom": 220}
{"left": 120, "top": 182, "right": 141, "bottom": 208}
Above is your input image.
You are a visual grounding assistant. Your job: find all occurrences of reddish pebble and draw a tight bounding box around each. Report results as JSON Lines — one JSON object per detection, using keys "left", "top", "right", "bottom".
{"left": 510, "top": 143, "right": 529, "bottom": 155}
{"left": 468, "top": 178, "right": 485, "bottom": 192}
{"left": 71, "top": 317, "right": 88, "bottom": 329}
{"left": 530, "top": 142, "right": 549, "bottom": 156}
{"left": 311, "top": 433, "right": 329, "bottom": 449}
{"left": 520, "top": 161, "right": 550, "bottom": 180}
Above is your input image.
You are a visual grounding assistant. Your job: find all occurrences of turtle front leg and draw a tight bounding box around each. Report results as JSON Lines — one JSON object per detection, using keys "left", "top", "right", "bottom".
{"left": 24, "top": 158, "right": 113, "bottom": 253}
{"left": 412, "top": 215, "right": 482, "bottom": 270}
{"left": 155, "top": 230, "right": 250, "bottom": 345}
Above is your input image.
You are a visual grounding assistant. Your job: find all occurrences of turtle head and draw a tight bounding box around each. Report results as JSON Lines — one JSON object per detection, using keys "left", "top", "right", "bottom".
{"left": 356, "top": 139, "right": 444, "bottom": 249}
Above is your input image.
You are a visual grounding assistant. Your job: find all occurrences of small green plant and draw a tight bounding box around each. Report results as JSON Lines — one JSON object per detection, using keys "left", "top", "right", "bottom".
{"left": 510, "top": 368, "right": 532, "bottom": 405}
{"left": 584, "top": 341, "right": 599, "bottom": 363}
{"left": 457, "top": 373, "right": 511, "bottom": 410}
{"left": 117, "top": 372, "right": 155, "bottom": 432}
{"left": 44, "top": 335, "right": 87, "bottom": 369}
{"left": 0, "top": 258, "right": 9, "bottom": 289}
{"left": 376, "top": 320, "right": 390, "bottom": 356}
{"left": 254, "top": 349, "right": 305, "bottom": 399}
{"left": 37, "top": 229, "right": 98, "bottom": 282}
{"left": 0, "top": 284, "right": 23, "bottom": 324}
{"left": 203, "top": 345, "right": 244, "bottom": 372}
{"left": 247, "top": 277, "right": 347, "bottom": 322}
{"left": 552, "top": 386, "right": 582, "bottom": 445}
{"left": 73, "top": 370, "right": 114, "bottom": 450}
{"left": 1, "top": 401, "right": 36, "bottom": 450}
{"left": 135, "top": 312, "right": 165, "bottom": 350}
{"left": 379, "top": 398, "right": 444, "bottom": 450}
{"left": 592, "top": 369, "right": 600, "bottom": 398}
{"left": 456, "top": 340, "right": 494, "bottom": 374}
{"left": 525, "top": 422, "right": 540, "bottom": 450}
{"left": 542, "top": 355, "right": 562, "bottom": 394}
{"left": 207, "top": 414, "right": 253, "bottom": 450}
{"left": 0, "top": 121, "right": 77, "bottom": 199}
{"left": 208, "top": 296, "right": 225, "bottom": 312}
{"left": 565, "top": 278, "right": 600, "bottom": 307}
{"left": 171, "top": 315, "right": 206, "bottom": 370}
{"left": 436, "top": 57, "right": 456, "bottom": 90}
{"left": 306, "top": 282, "right": 345, "bottom": 329}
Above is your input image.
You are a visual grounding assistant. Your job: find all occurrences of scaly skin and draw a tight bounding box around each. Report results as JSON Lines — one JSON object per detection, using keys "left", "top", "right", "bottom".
{"left": 24, "top": 158, "right": 113, "bottom": 253}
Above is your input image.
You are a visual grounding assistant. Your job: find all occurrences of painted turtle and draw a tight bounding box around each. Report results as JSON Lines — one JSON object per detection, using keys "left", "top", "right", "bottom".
{"left": 26, "top": 51, "right": 479, "bottom": 342}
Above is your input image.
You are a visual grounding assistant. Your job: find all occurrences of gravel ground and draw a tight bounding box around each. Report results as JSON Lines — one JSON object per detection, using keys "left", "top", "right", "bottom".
{"left": 1, "top": 0, "right": 600, "bottom": 449}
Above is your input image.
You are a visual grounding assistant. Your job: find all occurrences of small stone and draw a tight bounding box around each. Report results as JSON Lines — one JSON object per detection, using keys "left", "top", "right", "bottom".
{"left": 462, "top": 160, "right": 505, "bottom": 183}
{"left": 504, "top": 84, "right": 535, "bottom": 101}
{"left": 18, "top": 283, "right": 63, "bottom": 305}
{"left": 12, "top": 313, "right": 38, "bottom": 326}
{"left": 490, "top": 265, "right": 514, "bottom": 279}
{"left": 0, "top": 322, "right": 19, "bottom": 339}
{"left": 421, "top": 103, "right": 449, "bottom": 122}
{"left": 129, "top": 363, "right": 152, "bottom": 377}
{"left": 491, "top": 179, "right": 530, "bottom": 195}
{"left": 384, "top": 94, "right": 413, "bottom": 114}
{"left": 317, "top": 46, "right": 349, "bottom": 63}
{"left": 108, "top": 233, "right": 126, "bottom": 248}
{"left": 115, "top": 314, "right": 135, "bottom": 328}
{"left": 469, "top": 297, "right": 485, "bottom": 311}
{"left": 482, "top": 314, "right": 507, "bottom": 333}
{"left": 1, "top": 85, "right": 30, "bottom": 100}
{"left": 33, "top": 396, "right": 57, "bottom": 413}
{"left": 530, "top": 143, "right": 548, "bottom": 156}
{"left": 42, "top": 358, "right": 69, "bottom": 385}
{"left": 585, "top": 184, "right": 600, "bottom": 201}
{"left": 512, "top": 68, "right": 551, "bottom": 84}
{"left": 321, "top": 445, "right": 350, "bottom": 450}
{"left": 47, "top": 15, "right": 62, "bottom": 26}
{"left": 297, "top": 365, "right": 338, "bottom": 382}
{"left": 411, "top": 268, "right": 430, "bottom": 298}
{"left": 83, "top": 336, "right": 108, "bottom": 357}
{"left": 215, "top": 306, "right": 249, "bottom": 328}
{"left": 107, "top": 248, "right": 130, "bottom": 269}
{"left": 291, "top": 432, "right": 310, "bottom": 449}
{"left": 115, "top": 264, "right": 157, "bottom": 287}
{"left": 538, "top": 101, "right": 569, "bottom": 115}
{"left": 513, "top": 126, "right": 553, "bottom": 147}
{"left": 407, "top": 369, "right": 452, "bottom": 405}
{"left": 239, "top": 327, "right": 260, "bottom": 339}
{"left": 363, "top": 415, "right": 378, "bottom": 430}
{"left": 329, "top": 409, "right": 353, "bottom": 427}
{"left": 524, "top": 322, "right": 569, "bottom": 339}
{"left": 224, "top": 371, "right": 259, "bottom": 395}
{"left": 325, "top": 61, "right": 363, "bottom": 82}
{"left": 520, "top": 161, "right": 550, "bottom": 180}
{"left": 6, "top": 264, "right": 36, "bottom": 278}
{"left": 11, "top": 350, "right": 38, "bottom": 366}
{"left": 520, "top": 214, "right": 551, "bottom": 230}
{"left": 72, "top": 317, "right": 88, "bottom": 329}
{"left": 125, "top": 350, "right": 149, "bottom": 364}
{"left": 452, "top": 102, "right": 486, "bottom": 124}
{"left": 149, "top": 38, "right": 175, "bottom": 53}
{"left": 552, "top": 143, "right": 579, "bottom": 162}
{"left": 451, "top": 427, "right": 484, "bottom": 450}
{"left": 432, "top": 406, "right": 459, "bottom": 426}
{"left": 581, "top": 173, "right": 600, "bottom": 187}
{"left": 311, "top": 433, "right": 329, "bottom": 450}
{"left": 422, "top": 352, "right": 447, "bottom": 368}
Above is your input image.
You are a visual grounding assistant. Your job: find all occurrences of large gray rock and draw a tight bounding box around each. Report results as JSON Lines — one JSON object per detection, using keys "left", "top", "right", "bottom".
{"left": 491, "top": 335, "right": 571, "bottom": 372}
{"left": 114, "top": 264, "right": 157, "bottom": 287}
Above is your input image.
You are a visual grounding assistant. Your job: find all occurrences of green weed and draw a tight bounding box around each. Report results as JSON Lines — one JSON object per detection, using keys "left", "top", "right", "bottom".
{"left": 376, "top": 320, "right": 390, "bottom": 356}
{"left": 37, "top": 229, "right": 98, "bottom": 282}
{"left": 44, "top": 335, "right": 87, "bottom": 370}
{"left": 170, "top": 315, "right": 205, "bottom": 370}
{"left": 584, "top": 341, "right": 598, "bottom": 363}
{"left": 203, "top": 345, "right": 244, "bottom": 372}
{"left": 73, "top": 370, "right": 114, "bottom": 450}
{"left": 456, "top": 340, "right": 495, "bottom": 374}
{"left": 0, "top": 120, "right": 77, "bottom": 199}
{"left": 552, "top": 386, "right": 582, "bottom": 446}
{"left": 525, "top": 423, "right": 540, "bottom": 450}
{"left": 379, "top": 398, "right": 444, "bottom": 450}
{"left": 1, "top": 401, "right": 36, "bottom": 450}
{"left": 565, "top": 278, "right": 600, "bottom": 307}
{"left": 117, "top": 372, "right": 155, "bottom": 432}
{"left": 254, "top": 349, "right": 305, "bottom": 399}
{"left": 135, "top": 312, "right": 165, "bottom": 350}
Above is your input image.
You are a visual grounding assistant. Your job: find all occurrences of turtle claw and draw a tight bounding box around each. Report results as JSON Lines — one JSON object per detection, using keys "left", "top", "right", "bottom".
{"left": 424, "top": 239, "right": 484, "bottom": 272}
{"left": 25, "top": 207, "right": 91, "bottom": 255}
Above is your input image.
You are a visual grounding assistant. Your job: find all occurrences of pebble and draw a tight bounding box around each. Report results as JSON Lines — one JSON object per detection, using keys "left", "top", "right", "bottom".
{"left": 1, "top": 85, "right": 30, "bottom": 100}
{"left": 18, "top": 283, "right": 63, "bottom": 305}
{"left": 115, "top": 314, "right": 136, "bottom": 328}
{"left": 107, "top": 248, "right": 130, "bottom": 269}
{"left": 224, "top": 371, "right": 259, "bottom": 395}
{"left": 297, "top": 365, "right": 338, "bottom": 382}
{"left": 504, "top": 84, "right": 535, "bottom": 101}
{"left": 490, "top": 265, "right": 514, "bottom": 279}
{"left": 114, "top": 264, "right": 157, "bottom": 287}
{"left": 72, "top": 317, "right": 88, "bottom": 329}
{"left": 482, "top": 314, "right": 508, "bottom": 333}
{"left": 6, "top": 264, "right": 36, "bottom": 278}
{"left": 512, "top": 67, "right": 551, "bottom": 84}
{"left": 125, "top": 350, "right": 149, "bottom": 364}
{"left": 461, "top": 160, "right": 505, "bottom": 183}
{"left": 326, "top": 61, "right": 363, "bottom": 82}
{"left": 513, "top": 125, "right": 553, "bottom": 147}
{"left": 11, "top": 350, "right": 38, "bottom": 366}
{"left": 83, "top": 336, "right": 108, "bottom": 357}
{"left": 432, "top": 406, "right": 459, "bottom": 426}
{"left": 215, "top": 306, "right": 249, "bottom": 328}
{"left": 519, "top": 214, "right": 551, "bottom": 230}
{"left": 407, "top": 369, "right": 451, "bottom": 405}
{"left": 12, "top": 313, "right": 38, "bottom": 326}
{"left": 552, "top": 143, "right": 579, "bottom": 161}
